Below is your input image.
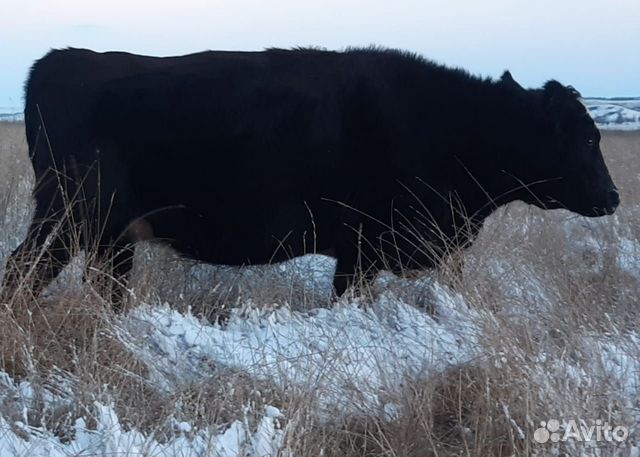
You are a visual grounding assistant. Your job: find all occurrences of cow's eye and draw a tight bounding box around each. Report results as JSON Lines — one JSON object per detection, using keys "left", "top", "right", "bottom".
{"left": 586, "top": 138, "right": 594, "bottom": 148}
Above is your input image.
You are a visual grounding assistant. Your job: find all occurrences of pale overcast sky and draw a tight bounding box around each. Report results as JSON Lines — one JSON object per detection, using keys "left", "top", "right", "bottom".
{"left": 1, "top": 0, "right": 638, "bottom": 110}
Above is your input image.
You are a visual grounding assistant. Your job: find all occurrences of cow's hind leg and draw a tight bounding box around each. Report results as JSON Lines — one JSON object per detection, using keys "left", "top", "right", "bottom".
{"left": 4, "top": 156, "right": 100, "bottom": 298}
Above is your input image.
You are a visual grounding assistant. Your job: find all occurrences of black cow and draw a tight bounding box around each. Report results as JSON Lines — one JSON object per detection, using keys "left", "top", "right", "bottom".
{"left": 14, "top": 47, "right": 619, "bottom": 296}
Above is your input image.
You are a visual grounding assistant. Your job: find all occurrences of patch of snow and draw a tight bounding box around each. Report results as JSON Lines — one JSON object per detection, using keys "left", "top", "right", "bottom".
{"left": 117, "top": 277, "right": 481, "bottom": 413}
{"left": 0, "top": 395, "right": 283, "bottom": 457}
{"left": 617, "top": 237, "right": 640, "bottom": 277}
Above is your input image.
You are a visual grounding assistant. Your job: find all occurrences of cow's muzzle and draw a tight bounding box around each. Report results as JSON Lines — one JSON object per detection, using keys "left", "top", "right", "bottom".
{"left": 593, "top": 187, "right": 620, "bottom": 216}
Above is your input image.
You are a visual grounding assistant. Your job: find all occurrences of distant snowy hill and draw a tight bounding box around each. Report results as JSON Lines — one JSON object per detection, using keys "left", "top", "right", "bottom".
{"left": 583, "top": 97, "right": 640, "bottom": 130}
{"left": 0, "top": 111, "right": 22, "bottom": 122}
{"left": 2, "top": 97, "right": 640, "bottom": 129}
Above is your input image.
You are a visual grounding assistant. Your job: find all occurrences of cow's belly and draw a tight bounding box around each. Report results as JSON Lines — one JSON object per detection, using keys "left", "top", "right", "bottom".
{"left": 140, "top": 196, "right": 336, "bottom": 267}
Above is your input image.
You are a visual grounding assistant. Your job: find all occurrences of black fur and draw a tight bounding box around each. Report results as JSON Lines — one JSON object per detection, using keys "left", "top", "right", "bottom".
{"left": 16, "top": 47, "right": 619, "bottom": 295}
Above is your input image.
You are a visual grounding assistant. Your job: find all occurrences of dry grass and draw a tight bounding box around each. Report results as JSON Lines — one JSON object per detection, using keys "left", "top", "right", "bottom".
{"left": 0, "top": 121, "right": 639, "bottom": 455}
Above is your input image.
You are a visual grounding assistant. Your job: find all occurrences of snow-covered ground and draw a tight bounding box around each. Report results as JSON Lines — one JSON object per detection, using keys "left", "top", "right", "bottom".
{"left": 0, "top": 383, "right": 286, "bottom": 457}
{"left": 0, "top": 210, "right": 639, "bottom": 455}
{"left": 0, "top": 106, "right": 22, "bottom": 122}
{"left": 584, "top": 98, "right": 640, "bottom": 131}
{"left": 118, "top": 276, "right": 480, "bottom": 412}
{"left": 0, "top": 112, "right": 23, "bottom": 122}
{"left": 0, "top": 259, "right": 485, "bottom": 456}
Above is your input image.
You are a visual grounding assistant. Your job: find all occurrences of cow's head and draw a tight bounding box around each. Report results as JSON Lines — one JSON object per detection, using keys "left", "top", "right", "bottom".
{"left": 502, "top": 72, "right": 619, "bottom": 217}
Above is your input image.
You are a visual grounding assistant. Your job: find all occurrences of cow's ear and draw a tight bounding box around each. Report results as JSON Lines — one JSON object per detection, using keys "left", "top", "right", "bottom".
{"left": 543, "top": 80, "right": 582, "bottom": 107}
{"left": 500, "top": 71, "right": 525, "bottom": 93}
{"left": 542, "top": 80, "right": 569, "bottom": 115}
{"left": 542, "top": 80, "right": 569, "bottom": 133}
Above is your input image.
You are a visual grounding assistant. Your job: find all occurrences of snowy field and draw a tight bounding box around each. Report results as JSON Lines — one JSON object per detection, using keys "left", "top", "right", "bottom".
{"left": 0, "top": 123, "right": 639, "bottom": 456}
{"left": 584, "top": 98, "right": 640, "bottom": 131}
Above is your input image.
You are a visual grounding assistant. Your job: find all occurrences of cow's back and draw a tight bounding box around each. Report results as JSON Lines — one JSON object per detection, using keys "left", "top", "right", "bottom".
{"left": 23, "top": 48, "right": 371, "bottom": 265}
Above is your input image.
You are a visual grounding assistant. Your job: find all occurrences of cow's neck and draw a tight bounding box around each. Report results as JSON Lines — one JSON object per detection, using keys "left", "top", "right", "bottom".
{"left": 450, "top": 92, "right": 541, "bottom": 222}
